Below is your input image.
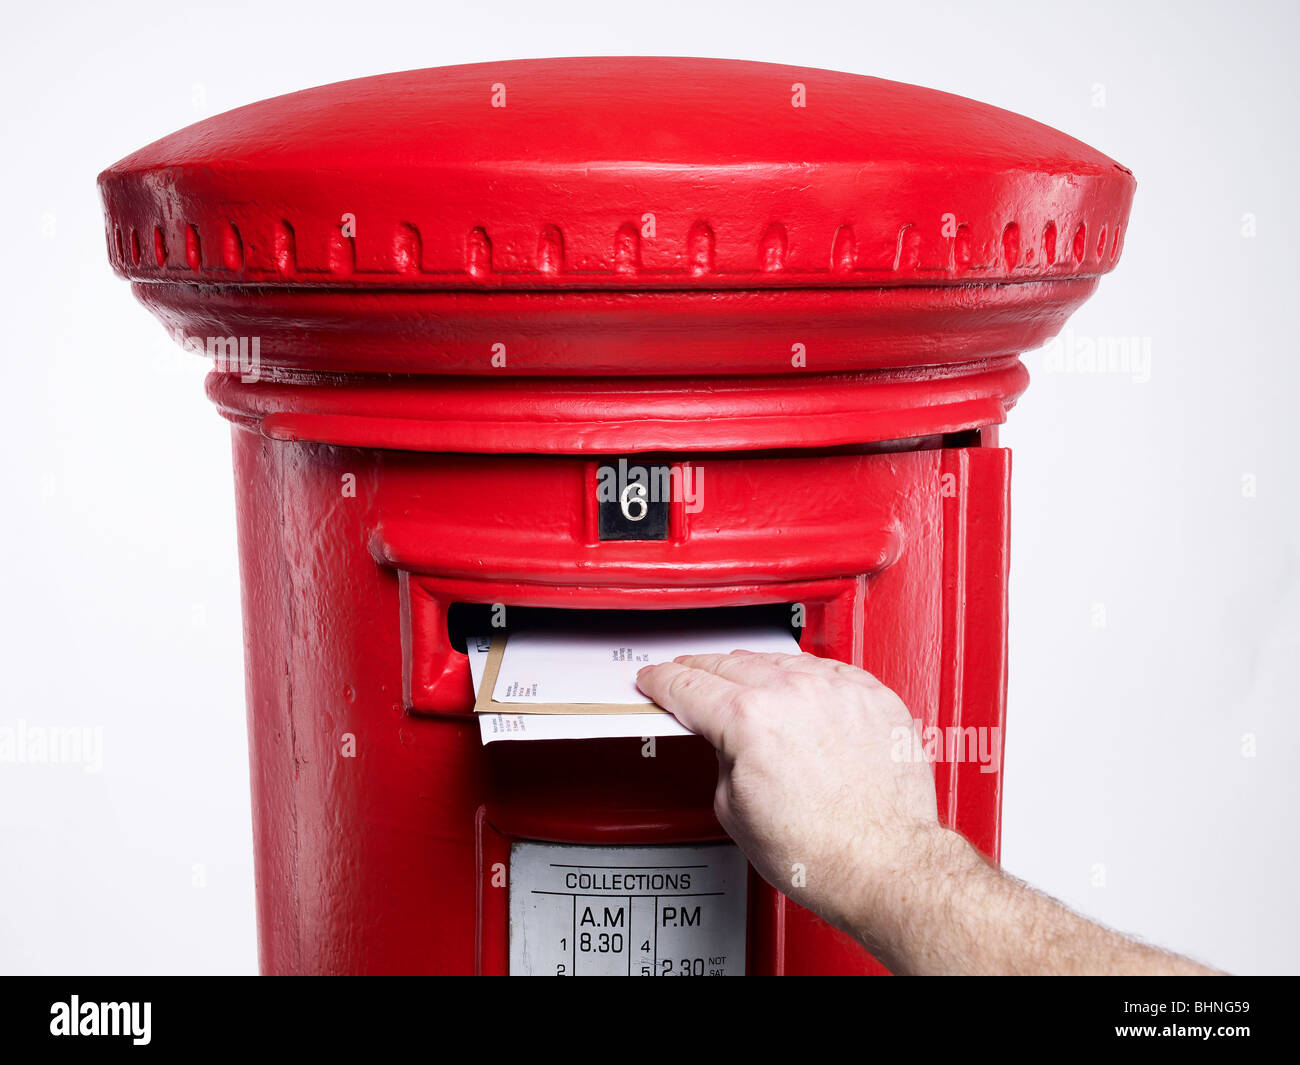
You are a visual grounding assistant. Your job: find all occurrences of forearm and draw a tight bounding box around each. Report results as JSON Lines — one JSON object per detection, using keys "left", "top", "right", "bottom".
{"left": 849, "top": 827, "right": 1217, "bottom": 976}
{"left": 635, "top": 653, "right": 1215, "bottom": 976}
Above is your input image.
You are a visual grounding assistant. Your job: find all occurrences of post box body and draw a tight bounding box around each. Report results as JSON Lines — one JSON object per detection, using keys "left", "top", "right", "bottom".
{"left": 100, "top": 58, "right": 1134, "bottom": 975}
{"left": 225, "top": 422, "right": 1010, "bottom": 974}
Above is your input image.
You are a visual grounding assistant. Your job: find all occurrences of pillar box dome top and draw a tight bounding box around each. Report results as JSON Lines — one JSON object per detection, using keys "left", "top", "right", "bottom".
{"left": 98, "top": 56, "right": 1135, "bottom": 443}
{"left": 101, "top": 56, "right": 1132, "bottom": 286}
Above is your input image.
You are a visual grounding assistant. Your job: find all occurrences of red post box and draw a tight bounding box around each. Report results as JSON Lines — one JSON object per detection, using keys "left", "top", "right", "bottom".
{"left": 99, "top": 57, "right": 1134, "bottom": 975}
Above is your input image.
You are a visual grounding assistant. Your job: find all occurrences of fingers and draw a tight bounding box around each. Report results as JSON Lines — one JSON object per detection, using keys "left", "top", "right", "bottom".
{"left": 635, "top": 661, "right": 745, "bottom": 755}
{"left": 637, "top": 650, "right": 889, "bottom": 761}
{"left": 668, "top": 651, "right": 794, "bottom": 689}
{"left": 674, "top": 650, "right": 881, "bottom": 688}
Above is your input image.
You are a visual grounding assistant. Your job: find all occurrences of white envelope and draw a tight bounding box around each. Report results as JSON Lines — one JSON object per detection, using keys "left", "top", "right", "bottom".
{"left": 467, "top": 623, "right": 800, "bottom": 743}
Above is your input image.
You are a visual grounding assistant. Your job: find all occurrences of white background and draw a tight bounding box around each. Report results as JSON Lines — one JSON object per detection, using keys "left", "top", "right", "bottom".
{"left": 1, "top": 0, "right": 1296, "bottom": 974}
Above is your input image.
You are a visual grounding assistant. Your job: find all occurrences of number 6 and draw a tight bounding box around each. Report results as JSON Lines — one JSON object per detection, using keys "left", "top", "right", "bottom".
{"left": 620, "top": 481, "right": 648, "bottom": 522}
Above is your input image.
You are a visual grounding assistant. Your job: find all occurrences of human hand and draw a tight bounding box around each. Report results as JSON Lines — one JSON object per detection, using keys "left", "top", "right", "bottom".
{"left": 637, "top": 649, "right": 1218, "bottom": 976}
{"left": 635, "top": 650, "right": 954, "bottom": 950}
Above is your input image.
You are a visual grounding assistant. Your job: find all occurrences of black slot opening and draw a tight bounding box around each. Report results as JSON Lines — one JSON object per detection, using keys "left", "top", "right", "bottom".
{"left": 446, "top": 602, "right": 801, "bottom": 654}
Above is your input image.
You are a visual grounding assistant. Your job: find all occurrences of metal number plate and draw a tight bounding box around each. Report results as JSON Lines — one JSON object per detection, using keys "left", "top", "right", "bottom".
{"left": 596, "top": 459, "right": 671, "bottom": 541}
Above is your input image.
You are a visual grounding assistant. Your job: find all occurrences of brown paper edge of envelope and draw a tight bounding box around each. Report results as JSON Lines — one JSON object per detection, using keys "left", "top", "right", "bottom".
{"left": 472, "top": 634, "right": 670, "bottom": 716}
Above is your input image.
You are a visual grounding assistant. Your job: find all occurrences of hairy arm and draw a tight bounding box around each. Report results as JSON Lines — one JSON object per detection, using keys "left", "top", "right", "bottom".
{"left": 636, "top": 650, "right": 1216, "bottom": 976}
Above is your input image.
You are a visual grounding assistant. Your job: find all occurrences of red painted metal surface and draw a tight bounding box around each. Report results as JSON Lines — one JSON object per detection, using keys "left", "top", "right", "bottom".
{"left": 99, "top": 57, "right": 1134, "bottom": 975}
